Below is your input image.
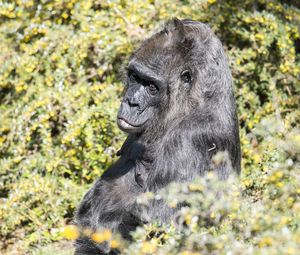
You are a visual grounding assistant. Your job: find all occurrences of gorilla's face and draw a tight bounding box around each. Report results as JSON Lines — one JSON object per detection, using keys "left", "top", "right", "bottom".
{"left": 117, "top": 58, "right": 167, "bottom": 133}
{"left": 117, "top": 48, "right": 194, "bottom": 134}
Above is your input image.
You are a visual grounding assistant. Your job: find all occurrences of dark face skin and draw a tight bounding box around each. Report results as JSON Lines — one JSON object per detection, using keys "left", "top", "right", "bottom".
{"left": 117, "top": 42, "right": 193, "bottom": 134}
{"left": 117, "top": 55, "right": 167, "bottom": 133}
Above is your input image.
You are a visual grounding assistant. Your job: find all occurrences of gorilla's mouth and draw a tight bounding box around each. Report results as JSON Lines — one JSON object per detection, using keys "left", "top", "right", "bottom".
{"left": 117, "top": 118, "right": 142, "bottom": 131}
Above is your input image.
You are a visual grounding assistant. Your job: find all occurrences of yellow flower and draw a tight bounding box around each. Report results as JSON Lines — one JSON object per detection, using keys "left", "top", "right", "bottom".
{"left": 287, "top": 248, "right": 296, "bottom": 255}
{"left": 62, "top": 12, "right": 69, "bottom": 19}
{"left": 255, "top": 33, "right": 265, "bottom": 41}
{"left": 91, "top": 229, "right": 112, "bottom": 243}
{"left": 208, "top": 0, "right": 216, "bottom": 4}
{"left": 0, "top": 137, "right": 5, "bottom": 144}
{"left": 188, "top": 183, "right": 204, "bottom": 192}
{"left": 210, "top": 212, "right": 216, "bottom": 218}
{"left": 242, "top": 179, "right": 251, "bottom": 187}
{"left": 275, "top": 171, "right": 283, "bottom": 179}
{"left": 243, "top": 148, "right": 249, "bottom": 155}
{"left": 185, "top": 214, "right": 192, "bottom": 225}
{"left": 244, "top": 17, "right": 251, "bottom": 23}
{"left": 252, "top": 154, "right": 260, "bottom": 164}
{"left": 280, "top": 216, "right": 291, "bottom": 225}
{"left": 110, "top": 239, "right": 120, "bottom": 249}
{"left": 258, "top": 236, "right": 273, "bottom": 247}
{"left": 65, "top": 149, "right": 76, "bottom": 157}
{"left": 180, "top": 252, "right": 202, "bottom": 255}
{"left": 62, "top": 225, "right": 79, "bottom": 240}
{"left": 141, "top": 241, "right": 157, "bottom": 254}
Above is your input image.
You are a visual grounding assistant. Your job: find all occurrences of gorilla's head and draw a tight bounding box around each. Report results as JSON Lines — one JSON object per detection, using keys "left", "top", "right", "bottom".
{"left": 117, "top": 19, "right": 234, "bottom": 134}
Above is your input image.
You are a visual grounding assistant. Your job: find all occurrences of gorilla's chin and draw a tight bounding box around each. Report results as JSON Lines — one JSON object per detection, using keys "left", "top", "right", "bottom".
{"left": 117, "top": 118, "right": 145, "bottom": 133}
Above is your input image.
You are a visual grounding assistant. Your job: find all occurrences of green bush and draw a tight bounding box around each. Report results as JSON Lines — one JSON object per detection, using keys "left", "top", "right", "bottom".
{"left": 0, "top": 0, "right": 299, "bottom": 254}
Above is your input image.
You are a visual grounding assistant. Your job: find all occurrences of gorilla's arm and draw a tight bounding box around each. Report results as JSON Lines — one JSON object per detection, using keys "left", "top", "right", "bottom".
{"left": 75, "top": 159, "right": 143, "bottom": 254}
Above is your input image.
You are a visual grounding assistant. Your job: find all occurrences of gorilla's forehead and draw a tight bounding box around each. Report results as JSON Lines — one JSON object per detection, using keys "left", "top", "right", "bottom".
{"left": 130, "top": 35, "right": 181, "bottom": 78}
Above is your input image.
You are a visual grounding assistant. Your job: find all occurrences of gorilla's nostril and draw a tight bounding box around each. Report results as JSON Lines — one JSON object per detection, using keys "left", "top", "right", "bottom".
{"left": 127, "top": 98, "right": 139, "bottom": 108}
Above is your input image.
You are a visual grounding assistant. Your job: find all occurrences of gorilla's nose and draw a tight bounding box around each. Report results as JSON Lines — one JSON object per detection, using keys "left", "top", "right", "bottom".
{"left": 126, "top": 98, "right": 139, "bottom": 108}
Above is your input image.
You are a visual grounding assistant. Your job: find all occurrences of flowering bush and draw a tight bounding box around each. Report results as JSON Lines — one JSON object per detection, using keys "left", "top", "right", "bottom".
{"left": 0, "top": 0, "right": 299, "bottom": 254}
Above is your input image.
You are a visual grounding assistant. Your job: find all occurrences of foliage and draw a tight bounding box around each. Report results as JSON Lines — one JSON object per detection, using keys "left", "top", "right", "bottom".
{"left": 0, "top": 0, "right": 299, "bottom": 254}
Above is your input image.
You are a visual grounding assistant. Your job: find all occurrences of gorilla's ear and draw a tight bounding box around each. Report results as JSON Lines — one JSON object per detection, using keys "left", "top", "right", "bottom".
{"left": 163, "top": 18, "right": 183, "bottom": 34}
{"left": 163, "top": 18, "right": 194, "bottom": 50}
{"left": 172, "top": 18, "right": 184, "bottom": 34}
{"left": 163, "top": 18, "right": 185, "bottom": 41}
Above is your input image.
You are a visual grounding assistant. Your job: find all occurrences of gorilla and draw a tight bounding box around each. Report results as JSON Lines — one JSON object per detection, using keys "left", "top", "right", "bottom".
{"left": 74, "top": 18, "right": 241, "bottom": 254}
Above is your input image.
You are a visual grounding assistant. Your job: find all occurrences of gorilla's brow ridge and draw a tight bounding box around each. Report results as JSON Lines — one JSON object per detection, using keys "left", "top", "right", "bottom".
{"left": 127, "top": 61, "right": 163, "bottom": 85}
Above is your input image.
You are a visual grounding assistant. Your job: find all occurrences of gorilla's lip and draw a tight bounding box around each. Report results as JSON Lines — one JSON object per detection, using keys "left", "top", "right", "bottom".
{"left": 117, "top": 118, "right": 142, "bottom": 129}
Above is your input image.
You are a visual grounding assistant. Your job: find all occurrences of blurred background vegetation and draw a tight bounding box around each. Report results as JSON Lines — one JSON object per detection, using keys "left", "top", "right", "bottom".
{"left": 0, "top": 0, "right": 299, "bottom": 254}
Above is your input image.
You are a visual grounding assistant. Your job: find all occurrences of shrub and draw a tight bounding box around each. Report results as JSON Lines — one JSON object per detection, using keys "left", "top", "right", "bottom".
{"left": 0, "top": 0, "right": 299, "bottom": 254}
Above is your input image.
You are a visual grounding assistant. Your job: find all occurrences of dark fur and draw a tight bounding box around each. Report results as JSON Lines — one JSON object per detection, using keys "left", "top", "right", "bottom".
{"left": 74, "top": 19, "right": 241, "bottom": 254}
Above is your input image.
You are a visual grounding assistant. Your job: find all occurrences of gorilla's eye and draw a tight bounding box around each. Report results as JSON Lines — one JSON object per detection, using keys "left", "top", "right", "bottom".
{"left": 181, "top": 70, "right": 192, "bottom": 84}
{"left": 147, "top": 83, "right": 158, "bottom": 95}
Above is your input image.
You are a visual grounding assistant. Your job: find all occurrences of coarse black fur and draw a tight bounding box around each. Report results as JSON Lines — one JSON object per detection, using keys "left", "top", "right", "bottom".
{"left": 74, "top": 18, "right": 241, "bottom": 254}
